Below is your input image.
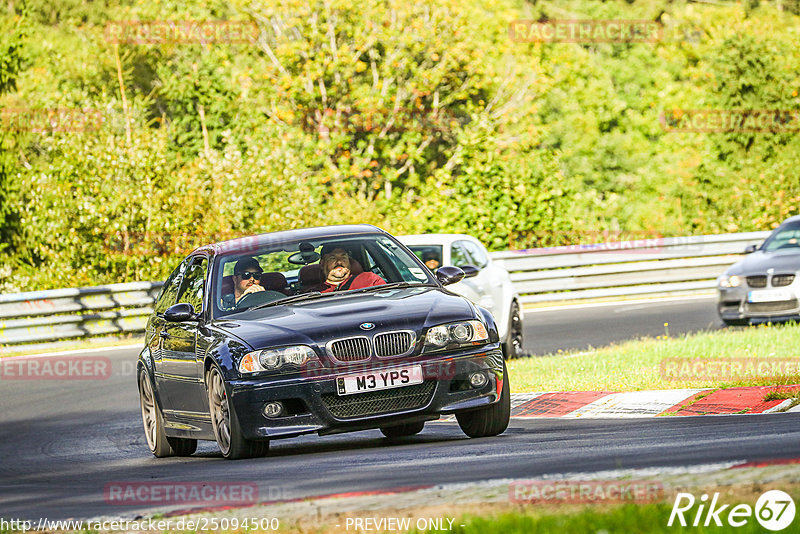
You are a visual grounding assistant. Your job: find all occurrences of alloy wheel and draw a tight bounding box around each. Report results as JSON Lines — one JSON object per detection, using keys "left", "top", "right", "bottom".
{"left": 208, "top": 368, "right": 232, "bottom": 455}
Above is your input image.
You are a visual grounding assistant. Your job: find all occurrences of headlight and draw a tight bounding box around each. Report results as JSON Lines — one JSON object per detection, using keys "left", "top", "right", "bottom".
{"left": 719, "top": 274, "right": 742, "bottom": 288}
{"left": 239, "top": 345, "right": 317, "bottom": 374}
{"left": 424, "top": 320, "right": 489, "bottom": 351}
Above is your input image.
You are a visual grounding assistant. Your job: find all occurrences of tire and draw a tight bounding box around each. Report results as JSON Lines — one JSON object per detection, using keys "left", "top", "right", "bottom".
{"left": 722, "top": 318, "right": 749, "bottom": 327}
{"left": 139, "top": 369, "right": 198, "bottom": 457}
{"left": 207, "top": 366, "right": 269, "bottom": 460}
{"left": 167, "top": 436, "right": 198, "bottom": 456}
{"left": 456, "top": 362, "right": 511, "bottom": 438}
{"left": 380, "top": 421, "right": 425, "bottom": 438}
{"left": 502, "top": 300, "right": 523, "bottom": 360}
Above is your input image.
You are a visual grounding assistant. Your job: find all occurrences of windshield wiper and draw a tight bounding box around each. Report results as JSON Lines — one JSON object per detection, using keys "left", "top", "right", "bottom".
{"left": 249, "top": 291, "right": 332, "bottom": 311}
{"left": 349, "top": 281, "right": 437, "bottom": 294}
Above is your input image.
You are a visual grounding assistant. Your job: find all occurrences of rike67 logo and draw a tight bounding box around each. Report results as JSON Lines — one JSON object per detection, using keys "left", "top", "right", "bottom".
{"left": 668, "top": 490, "right": 796, "bottom": 531}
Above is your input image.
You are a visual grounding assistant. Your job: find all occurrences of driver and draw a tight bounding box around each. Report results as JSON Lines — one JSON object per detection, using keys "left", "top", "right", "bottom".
{"left": 222, "top": 257, "right": 265, "bottom": 308}
{"left": 422, "top": 252, "right": 440, "bottom": 270}
{"left": 319, "top": 246, "right": 385, "bottom": 292}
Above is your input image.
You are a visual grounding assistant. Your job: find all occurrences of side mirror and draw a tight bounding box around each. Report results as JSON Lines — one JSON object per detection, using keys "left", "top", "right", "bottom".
{"left": 459, "top": 264, "right": 480, "bottom": 279}
{"left": 436, "top": 266, "right": 465, "bottom": 286}
{"left": 744, "top": 244, "right": 759, "bottom": 254}
{"left": 164, "top": 302, "right": 200, "bottom": 322}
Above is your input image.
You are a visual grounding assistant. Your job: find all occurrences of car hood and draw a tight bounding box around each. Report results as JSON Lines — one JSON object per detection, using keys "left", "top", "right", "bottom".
{"left": 726, "top": 250, "right": 800, "bottom": 275}
{"left": 210, "top": 286, "right": 480, "bottom": 350}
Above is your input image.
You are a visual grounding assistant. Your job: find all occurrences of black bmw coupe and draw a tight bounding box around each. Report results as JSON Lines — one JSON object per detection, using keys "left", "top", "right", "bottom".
{"left": 137, "top": 225, "right": 510, "bottom": 459}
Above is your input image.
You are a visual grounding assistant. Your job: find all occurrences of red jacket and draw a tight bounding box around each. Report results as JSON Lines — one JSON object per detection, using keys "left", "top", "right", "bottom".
{"left": 321, "top": 272, "right": 386, "bottom": 292}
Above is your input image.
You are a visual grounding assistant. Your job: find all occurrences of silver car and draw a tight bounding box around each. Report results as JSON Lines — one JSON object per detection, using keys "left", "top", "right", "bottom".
{"left": 397, "top": 234, "right": 524, "bottom": 358}
{"left": 718, "top": 215, "right": 800, "bottom": 325}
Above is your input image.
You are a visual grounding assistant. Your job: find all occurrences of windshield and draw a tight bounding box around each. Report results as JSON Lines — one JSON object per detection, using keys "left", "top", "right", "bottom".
{"left": 213, "top": 233, "right": 434, "bottom": 317}
{"left": 762, "top": 221, "right": 800, "bottom": 252}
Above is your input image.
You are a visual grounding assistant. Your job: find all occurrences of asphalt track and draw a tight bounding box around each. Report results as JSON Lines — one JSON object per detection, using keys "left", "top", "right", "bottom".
{"left": 3, "top": 296, "right": 796, "bottom": 522}
{"left": 525, "top": 295, "right": 722, "bottom": 355}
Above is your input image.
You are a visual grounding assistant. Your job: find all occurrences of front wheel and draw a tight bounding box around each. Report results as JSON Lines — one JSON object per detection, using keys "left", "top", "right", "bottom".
{"left": 138, "top": 369, "right": 197, "bottom": 457}
{"left": 380, "top": 421, "right": 425, "bottom": 438}
{"left": 456, "top": 362, "right": 510, "bottom": 438}
{"left": 721, "top": 318, "right": 749, "bottom": 327}
{"left": 207, "top": 366, "right": 269, "bottom": 460}
{"left": 502, "top": 301, "right": 523, "bottom": 360}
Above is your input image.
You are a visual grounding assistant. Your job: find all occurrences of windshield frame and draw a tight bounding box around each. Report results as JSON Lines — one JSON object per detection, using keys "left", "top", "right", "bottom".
{"left": 209, "top": 231, "right": 437, "bottom": 319}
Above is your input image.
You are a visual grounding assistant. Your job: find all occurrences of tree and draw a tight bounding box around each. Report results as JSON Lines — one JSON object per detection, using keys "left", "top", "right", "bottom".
{"left": 0, "top": 4, "right": 27, "bottom": 255}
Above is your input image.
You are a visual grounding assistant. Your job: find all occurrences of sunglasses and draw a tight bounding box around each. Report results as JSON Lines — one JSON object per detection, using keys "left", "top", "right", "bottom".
{"left": 238, "top": 271, "right": 261, "bottom": 280}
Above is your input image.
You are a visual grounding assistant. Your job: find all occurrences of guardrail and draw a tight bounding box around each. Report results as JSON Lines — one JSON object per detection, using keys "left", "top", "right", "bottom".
{"left": 490, "top": 231, "right": 771, "bottom": 305}
{"left": 0, "top": 282, "right": 163, "bottom": 346}
{"left": 0, "top": 230, "right": 773, "bottom": 346}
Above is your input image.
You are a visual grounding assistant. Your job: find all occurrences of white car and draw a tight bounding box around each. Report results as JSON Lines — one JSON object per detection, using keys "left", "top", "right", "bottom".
{"left": 397, "top": 234, "right": 524, "bottom": 359}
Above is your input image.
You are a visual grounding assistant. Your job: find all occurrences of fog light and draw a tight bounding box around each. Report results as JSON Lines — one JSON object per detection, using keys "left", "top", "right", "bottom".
{"left": 263, "top": 402, "right": 284, "bottom": 418}
{"left": 469, "top": 372, "right": 488, "bottom": 388}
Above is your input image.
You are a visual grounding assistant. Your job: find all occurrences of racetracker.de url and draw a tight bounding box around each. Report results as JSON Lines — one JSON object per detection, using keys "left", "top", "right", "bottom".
{"left": 0, "top": 517, "right": 280, "bottom": 533}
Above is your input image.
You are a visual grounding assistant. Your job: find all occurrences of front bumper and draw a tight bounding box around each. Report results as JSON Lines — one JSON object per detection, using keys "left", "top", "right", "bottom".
{"left": 718, "top": 285, "right": 800, "bottom": 323}
{"left": 228, "top": 346, "right": 505, "bottom": 440}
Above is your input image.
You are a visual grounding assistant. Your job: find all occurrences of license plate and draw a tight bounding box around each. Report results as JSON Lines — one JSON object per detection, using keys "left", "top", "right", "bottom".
{"left": 336, "top": 365, "right": 423, "bottom": 396}
{"left": 747, "top": 289, "right": 795, "bottom": 303}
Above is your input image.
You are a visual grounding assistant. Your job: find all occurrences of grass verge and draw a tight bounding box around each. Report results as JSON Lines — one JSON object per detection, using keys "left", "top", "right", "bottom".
{"left": 508, "top": 321, "right": 800, "bottom": 392}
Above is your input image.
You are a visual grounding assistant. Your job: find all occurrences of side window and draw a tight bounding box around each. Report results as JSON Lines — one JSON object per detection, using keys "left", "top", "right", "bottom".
{"left": 177, "top": 257, "right": 208, "bottom": 313}
{"left": 154, "top": 260, "right": 188, "bottom": 315}
{"left": 461, "top": 240, "right": 489, "bottom": 269}
{"left": 450, "top": 242, "right": 473, "bottom": 267}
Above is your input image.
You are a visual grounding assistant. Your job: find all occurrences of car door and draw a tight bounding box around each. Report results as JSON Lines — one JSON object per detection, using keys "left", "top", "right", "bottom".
{"left": 160, "top": 256, "right": 209, "bottom": 416}
{"left": 449, "top": 240, "right": 495, "bottom": 313}
{"left": 150, "top": 260, "right": 188, "bottom": 399}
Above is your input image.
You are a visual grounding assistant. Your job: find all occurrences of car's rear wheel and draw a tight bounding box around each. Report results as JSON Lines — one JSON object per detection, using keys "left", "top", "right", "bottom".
{"left": 207, "top": 367, "right": 269, "bottom": 460}
{"left": 502, "top": 300, "right": 523, "bottom": 360}
{"left": 456, "top": 362, "right": 510, "bottom": 438}
{"left": 138, "top": 369, "right": 197, "bottom": 457}
{"left": 380, "top": 421, "right": 425, "bottom": 438}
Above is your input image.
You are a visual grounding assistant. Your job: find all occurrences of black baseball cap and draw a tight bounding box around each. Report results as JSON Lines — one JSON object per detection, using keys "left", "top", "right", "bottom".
{"left": 233, "top": 257, "right": 263, "bottom": 275}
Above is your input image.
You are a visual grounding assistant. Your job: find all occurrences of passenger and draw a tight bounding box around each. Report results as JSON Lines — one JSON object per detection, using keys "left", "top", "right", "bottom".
{"left": 422, "top": 252, "right": 440, "bottom": 270}
{"left": 222, "top": 257, "right": 265, "bottom": 307}
{"left": 319, "top": 246, "right": 385, "bottom": 292}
